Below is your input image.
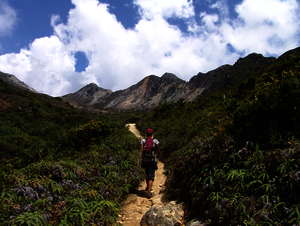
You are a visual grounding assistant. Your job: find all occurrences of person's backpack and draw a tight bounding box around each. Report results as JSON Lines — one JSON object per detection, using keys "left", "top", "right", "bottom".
{"left": 142, "top": 137, "right": 156, "bottom": 162}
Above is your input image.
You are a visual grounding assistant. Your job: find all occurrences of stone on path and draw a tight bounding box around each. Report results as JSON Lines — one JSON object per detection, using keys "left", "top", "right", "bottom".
{"left": 140, "top": 201, "right": 184, "bottom": 226}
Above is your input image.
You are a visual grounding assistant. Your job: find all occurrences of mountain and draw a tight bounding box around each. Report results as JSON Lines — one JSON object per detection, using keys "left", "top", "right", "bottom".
{"left": 63, "top": 52, "right": 276, "bottom": 110}
{"left": 0, "top": 71, "right": 36, "bottom": 92}
{"left": 96, "top": 73, "right": 188, "bottom": 110}
{"left": 0, "top": 48, "right": 294, "bottom": 111}
{"left": 189, "top": 53, "right": 276, "bottom": 95}
{"left": 63, "top": 73, "right": 193, "bottom": 110}
{"left": 63, "top": 83, "right": 112, "bottom": 108}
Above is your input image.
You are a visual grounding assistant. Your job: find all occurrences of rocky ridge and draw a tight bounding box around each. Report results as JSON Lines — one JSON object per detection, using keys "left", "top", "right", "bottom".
{"left": 63, "top": 52, "right": 276, "bottom": 110}
{"left": 0, "top": 49, "right": 290, "bottom": 111}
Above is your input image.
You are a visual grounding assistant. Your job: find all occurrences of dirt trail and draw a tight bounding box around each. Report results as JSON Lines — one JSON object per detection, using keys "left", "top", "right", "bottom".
{"left": 117, "top": 124, "right": 166, "bottom": 226}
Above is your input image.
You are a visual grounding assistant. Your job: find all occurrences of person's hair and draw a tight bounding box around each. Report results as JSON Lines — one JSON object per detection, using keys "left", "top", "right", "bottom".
{"left": 146, "top": 132, "right": 153, "bottom": 137}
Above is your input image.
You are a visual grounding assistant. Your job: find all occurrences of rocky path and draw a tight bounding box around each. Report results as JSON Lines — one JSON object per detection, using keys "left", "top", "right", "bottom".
{"left": 117, "top": 124, "right": 166, "bottom": 226}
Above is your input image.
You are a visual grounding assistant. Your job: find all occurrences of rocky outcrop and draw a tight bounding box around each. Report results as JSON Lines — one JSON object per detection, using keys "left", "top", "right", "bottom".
{"left": 140, "top": 201, "right": 184, "bottom": 226}
{"left": 186, "top": 219, "right": 205, "bottom": 226}
{"left": 0, "top": 71, "right": 36, "bottom": 92}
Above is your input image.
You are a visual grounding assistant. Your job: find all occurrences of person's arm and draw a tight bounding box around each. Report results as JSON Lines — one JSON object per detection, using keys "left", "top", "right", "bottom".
{"left": 154, "top": 139, "right": 160, "bottom": 158}
{"left": 140, "top": 139, "right": 144, "bottom": 153}
{"left": 156, "top": 144, "right": 160, "bottom": 158}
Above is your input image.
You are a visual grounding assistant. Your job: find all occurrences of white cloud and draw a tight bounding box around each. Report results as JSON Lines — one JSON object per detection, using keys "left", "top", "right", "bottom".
{"left": 134, "top": 0, "right": 194, "bottom": 19}
{"left": 210, "top": 0, "right": 300, "bottom": 54}
{"left": 0, "top": 36, "right": 76, "bottom": 96}
{"left": 211, "top": 0, "right": 230, "bottom": 19}
{"left": 0, "top": 1, "right": 17, "bottom": 36}
{"left": 200, "top": 12, "right": 219, "bottom": 32}
{"left": 0, "top": 1, "right": 17, "bottom": 51}
{"left": 0, "top": 0, "right": 299, "bottom": 96}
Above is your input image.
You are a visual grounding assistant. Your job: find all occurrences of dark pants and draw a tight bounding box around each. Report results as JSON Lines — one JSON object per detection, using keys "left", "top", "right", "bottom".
{"left": 141, "top": 161, "right": 157, "bottom": 180}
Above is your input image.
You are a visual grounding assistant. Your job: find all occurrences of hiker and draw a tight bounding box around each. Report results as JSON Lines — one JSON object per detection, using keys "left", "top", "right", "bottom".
{"left": 141, "top": 128, "right": 160, "bottom": 198}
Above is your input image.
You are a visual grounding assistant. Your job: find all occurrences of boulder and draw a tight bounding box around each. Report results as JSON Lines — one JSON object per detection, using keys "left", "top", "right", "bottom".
{"left": 186, "top": 219, "right": 205, "bottom": 226}
{"left": 140, "top": 201, "right": 184, "bottom": 226}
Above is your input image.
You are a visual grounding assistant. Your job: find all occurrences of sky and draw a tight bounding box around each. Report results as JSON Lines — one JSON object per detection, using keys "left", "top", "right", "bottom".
{"left": 0, "top": 0, "right": 299, "bottom": 96}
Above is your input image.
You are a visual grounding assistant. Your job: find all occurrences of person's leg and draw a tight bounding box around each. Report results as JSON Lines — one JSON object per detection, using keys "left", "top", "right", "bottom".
{"left": 145, "top": 165, "right": 151, "bottom": 191}
{"left": 147, "top": 180, "right": 153, "bottom": 192}
{"left": 147, "top": 162, "right": 155, "bottom": 192}
{"left": 144, "top": 162, "right": 156, "bottom": 197}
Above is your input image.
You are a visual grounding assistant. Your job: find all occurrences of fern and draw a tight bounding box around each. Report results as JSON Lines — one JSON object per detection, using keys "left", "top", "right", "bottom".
{"left": 12, "top": 211, "right": 46, "bottom": 226}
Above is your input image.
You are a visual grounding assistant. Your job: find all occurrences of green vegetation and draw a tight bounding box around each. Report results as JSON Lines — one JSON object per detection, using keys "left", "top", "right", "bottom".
{"left": 0, "top": 78, "right": 143, "bottom": 225}
{"left": 137, "top": 48, "right": 300, "bottom": 224}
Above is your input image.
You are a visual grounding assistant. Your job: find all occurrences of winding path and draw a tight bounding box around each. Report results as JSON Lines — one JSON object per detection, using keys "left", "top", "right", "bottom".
{"left": 117, "top": 124, "right": 166, "bottom": 225}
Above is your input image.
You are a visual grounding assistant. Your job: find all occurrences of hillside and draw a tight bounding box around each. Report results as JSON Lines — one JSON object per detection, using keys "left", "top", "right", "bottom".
{"left": 0, "top": 78, "right": 143, "bottom": 224}
{"left": 0, "top": 72, "right": 36, "bottom": 92}
{"left": 63, "top": 53, "right": 275, "bottom": 111}
{"left": 136, "top": 46, "right": 300, "bottom": 225}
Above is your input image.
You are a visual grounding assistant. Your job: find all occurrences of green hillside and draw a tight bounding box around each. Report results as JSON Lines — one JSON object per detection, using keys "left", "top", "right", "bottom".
{"left": 0, "top": 76, "right": 143, "bottom": 225}
{"left": 137, "top": 47, "right": 300, "bottom": 225}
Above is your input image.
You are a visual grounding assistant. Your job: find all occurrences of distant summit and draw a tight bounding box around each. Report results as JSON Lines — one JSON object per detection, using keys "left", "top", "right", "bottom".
{"left": 161, "top": 73, "right": 184, "bottom": 83}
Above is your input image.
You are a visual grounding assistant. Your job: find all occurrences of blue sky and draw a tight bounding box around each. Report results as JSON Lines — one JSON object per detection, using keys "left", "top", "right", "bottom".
{"left": 0, "top": 0, "right": 71, "bottom": 53}
{"left": 0, "top": 0, "right": 299, "bottom": 96}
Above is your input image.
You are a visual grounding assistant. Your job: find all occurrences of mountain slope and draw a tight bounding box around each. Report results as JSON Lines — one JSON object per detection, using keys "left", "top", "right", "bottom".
{"left": 0, "top": 71, "right": 36, "bottom": 92}
{"left": 63, "top": 52, "right": 276, "bottom": 110}
{"left": 99, "top": 73, "right": 188, "bottom": 110}
{"left": 189, "top": 53, "right": 276, "bottom": 95}
{"left": 0, "top": 78, "right": 143, "bottom": 225}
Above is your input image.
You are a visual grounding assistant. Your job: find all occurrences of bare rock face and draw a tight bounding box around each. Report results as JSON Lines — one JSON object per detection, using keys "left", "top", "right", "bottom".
{"left": 0, "top": 71, "right": 36, "bottom": 92}
{"left": 140, "top": 201, "right": 184, "bottom": 226}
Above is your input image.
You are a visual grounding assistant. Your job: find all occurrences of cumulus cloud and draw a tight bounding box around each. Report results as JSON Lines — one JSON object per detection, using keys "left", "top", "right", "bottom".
{"left": 221, "top": 0, "right": 300, "bottom": 54}
{"left": 0, "top": 1, "right": 17, "bottom": 36}
{"left": 0, "top": 36, "right": 76, "bottom": 96}
{"left": 210, "top": 0, "right": 230, "bottom": 19}
{"left": 0, "top": 0, "right": 299, "bottom": 96}
{"left": 134, "top": 0, "right": 194, "bottom": 19}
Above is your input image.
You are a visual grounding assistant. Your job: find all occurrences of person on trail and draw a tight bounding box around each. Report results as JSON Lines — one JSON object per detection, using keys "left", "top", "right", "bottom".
{"left": 141, "top": 128, "right": 160, "bottom": 198}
